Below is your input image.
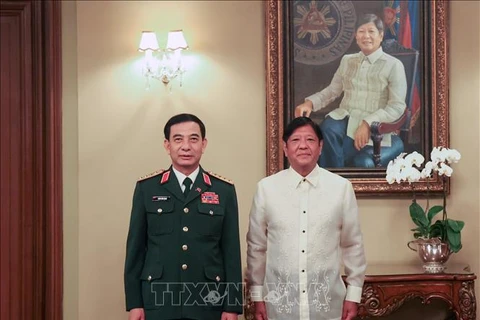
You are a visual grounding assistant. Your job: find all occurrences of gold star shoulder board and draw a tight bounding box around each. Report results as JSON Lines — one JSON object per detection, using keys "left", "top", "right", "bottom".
{"left": 138, "top": 169, "right": 165, "bottom": 182}
{"left": 207, "top": 171, "right": 234, "bottom": 185}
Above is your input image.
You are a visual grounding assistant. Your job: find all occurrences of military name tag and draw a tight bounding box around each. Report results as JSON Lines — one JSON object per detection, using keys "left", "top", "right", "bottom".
{"left": 152, "top": 196, "right": 170, "bottom": 202}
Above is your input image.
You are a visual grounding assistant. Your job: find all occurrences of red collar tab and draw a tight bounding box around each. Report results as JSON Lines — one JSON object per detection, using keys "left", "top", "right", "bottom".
{"left": 160, "top": 171, "right": 170, "bottom": 184}
{"left": 202, "top": 173, "right": 212, "bottom": 186}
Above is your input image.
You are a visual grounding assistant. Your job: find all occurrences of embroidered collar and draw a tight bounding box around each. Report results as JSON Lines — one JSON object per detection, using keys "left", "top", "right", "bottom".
{"left": 360, "top": 47, "right": 384, "bottom": 64}
{"left": 288, "top": 165, "right": 321, "bottom": 189}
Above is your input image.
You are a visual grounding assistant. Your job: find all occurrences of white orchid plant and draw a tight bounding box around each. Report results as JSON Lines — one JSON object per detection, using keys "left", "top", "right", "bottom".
{"left": 386, "top": 147, "right": 464, "bottom": 253}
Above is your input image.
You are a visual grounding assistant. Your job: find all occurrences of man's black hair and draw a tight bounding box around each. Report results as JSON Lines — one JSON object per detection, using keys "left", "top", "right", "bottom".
{"left": 164, "top": 113, "right": 206, "bottom": 140}
{"left": 282, "top": 117, "right": 323, "bottom": 143}
{"left": 356, "top": 13, "right": 384, "bottom": 33}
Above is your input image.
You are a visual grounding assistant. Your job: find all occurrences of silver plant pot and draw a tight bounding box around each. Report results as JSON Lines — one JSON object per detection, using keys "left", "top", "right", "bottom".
{"left": 407, "top": 238, "right": 452, "bottom": 273}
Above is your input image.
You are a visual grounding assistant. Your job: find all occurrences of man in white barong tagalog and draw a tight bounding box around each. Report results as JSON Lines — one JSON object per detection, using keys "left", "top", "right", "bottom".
{"left": 246, "top": 117, "right": 367, "bottom": 320}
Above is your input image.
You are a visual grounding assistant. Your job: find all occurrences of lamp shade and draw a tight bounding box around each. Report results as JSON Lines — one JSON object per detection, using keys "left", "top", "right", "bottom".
{"left": 138, "top": 31, "right": 160, "bottom": 51}
{"left": 166, "top": 30, "right": 189, "bottom": 51}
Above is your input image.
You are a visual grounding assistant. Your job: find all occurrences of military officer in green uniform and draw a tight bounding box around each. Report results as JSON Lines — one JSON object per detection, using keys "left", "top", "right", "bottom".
{"left": 124, "top": 114, "right": 243, "bottom": 320}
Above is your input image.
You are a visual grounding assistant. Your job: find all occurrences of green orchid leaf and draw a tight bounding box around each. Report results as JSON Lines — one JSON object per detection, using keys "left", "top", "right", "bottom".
{"left": 429, "top": 220, "right": 446, "bottom": 239}
{"left": 446, "top": 219, "right": 465, "bottom": 232}
{"left": 448, "top": 240, "right": 462, "bottom": 253}
{"left": 410, "top": 202, "right": 428, "bottom": 228}
{"left": 446, "top": 231, "right": 460, "bottom": 246}
{"left": 411, "top": 226, "right": 428, "bottom": 238}
{"left": 446, "top": 227, "right": 462, "bottom": 253}
{"left": 413, "top": 232, "right": 423, "bottom": 238}
{"left": 427, "top": 205, "right": 443, "bottom": 223}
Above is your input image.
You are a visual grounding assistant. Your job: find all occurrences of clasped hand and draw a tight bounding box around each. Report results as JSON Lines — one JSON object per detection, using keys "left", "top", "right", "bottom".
{"left": 354, "top": 121, "right": 370, "bottom": 150}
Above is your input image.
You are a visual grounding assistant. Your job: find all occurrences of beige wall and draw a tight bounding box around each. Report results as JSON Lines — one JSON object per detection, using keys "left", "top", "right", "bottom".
{"left": 62, "top": 1, "right": 480, "bottom": 319}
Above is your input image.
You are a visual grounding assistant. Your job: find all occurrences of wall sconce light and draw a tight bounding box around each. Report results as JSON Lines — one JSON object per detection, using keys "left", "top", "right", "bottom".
{"left": 138, "top": 30, "right": 189, "bottom": 90}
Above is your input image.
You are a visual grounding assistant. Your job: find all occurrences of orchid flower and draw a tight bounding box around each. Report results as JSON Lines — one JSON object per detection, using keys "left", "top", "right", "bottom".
{"left": 437, "top": 162, "right": 453, "bottom": 177}
{"left": 404, "top": 166, "right": 421, "bottom": 183}
{"left": 430, "top": 147, "right": 446, "bottom": 164}
{"left": 405, "top": 151, "right": 425, "bottom": 168}
{"left": 385, "top": 147, "right": 463, "bottom": 253}
{"left": 445, "top": 148, "right": 461, "bottom": 163}
{"left": 420, "top": 161, "right": 435, "bottom": 179}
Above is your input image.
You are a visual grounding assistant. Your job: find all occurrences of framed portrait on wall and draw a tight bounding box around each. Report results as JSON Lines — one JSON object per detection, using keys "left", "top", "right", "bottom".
{"left": 265, "top": 0, "right": 449, "bottom": 196}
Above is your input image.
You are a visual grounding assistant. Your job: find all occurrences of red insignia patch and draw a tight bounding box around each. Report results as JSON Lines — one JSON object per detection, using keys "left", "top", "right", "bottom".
{"left": 160, "top": 171, "right": 170, "bottom": 184}
{"left": 201, "top": 192, "right": 219, "bottom": 204}
{"left": 202, "top": 173, "right": 212, "bottom": 186}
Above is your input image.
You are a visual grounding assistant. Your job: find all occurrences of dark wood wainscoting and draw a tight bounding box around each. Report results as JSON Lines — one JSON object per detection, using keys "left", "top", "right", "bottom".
{"left": 0, "top": 1, "right": 62, "bottom": 319}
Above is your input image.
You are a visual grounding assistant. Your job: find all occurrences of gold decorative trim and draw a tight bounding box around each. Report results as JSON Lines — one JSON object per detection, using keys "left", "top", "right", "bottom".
{"left": 138, "top": 169, "right": 165, "bottom": 181}
{"left": 266, "top": 0, "right": 284, "bottom": 177}
{"left": 208, "top": 171, "right": 234, "bottom": 185}
{"left": 264, "top": 0, "right": 450, "bottom": 195}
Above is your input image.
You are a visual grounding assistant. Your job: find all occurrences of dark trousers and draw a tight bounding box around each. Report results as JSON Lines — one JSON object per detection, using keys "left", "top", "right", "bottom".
{"left": 319, "top": 116, "right": 404, "bottom": 168}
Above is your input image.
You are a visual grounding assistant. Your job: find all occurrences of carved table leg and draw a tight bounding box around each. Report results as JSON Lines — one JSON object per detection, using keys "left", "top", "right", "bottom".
{"left": 457, "top": 281, "right": 476, "bottom": 320}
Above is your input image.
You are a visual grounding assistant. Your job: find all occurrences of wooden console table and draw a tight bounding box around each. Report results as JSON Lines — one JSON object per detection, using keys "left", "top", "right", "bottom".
{"left": 244, "top": 264, "right": 476, "bottom": 319}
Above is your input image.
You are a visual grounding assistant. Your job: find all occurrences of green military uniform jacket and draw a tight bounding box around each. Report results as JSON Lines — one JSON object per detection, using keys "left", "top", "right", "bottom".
{"left": 124, "top": 166, "right": 243, "bottom": 320}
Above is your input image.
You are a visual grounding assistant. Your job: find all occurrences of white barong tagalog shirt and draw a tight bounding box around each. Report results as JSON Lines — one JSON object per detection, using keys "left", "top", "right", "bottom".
{"left": 306, "top": 47, "right": 407, "bottom": 147}
{"left": 247, "top": 165, "right": 366, "bottom": 320}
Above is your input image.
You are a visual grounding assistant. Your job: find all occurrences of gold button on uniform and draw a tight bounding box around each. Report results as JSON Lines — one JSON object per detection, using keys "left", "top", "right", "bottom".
{"left": 209, "top": 210, "right": 214, "bottom": 216}
{"left": 183, "top": 208, "right": 189, "bottom": 213}
{"left": 183, "top": 226, "right": 189, "bottom": 232}
{"left": 215, "top": 276, "right": 221, "bottom": 282}
{"left": 157, "top": 208, "right": 162, "bottom": 213}
{"left": 182, "top": 264, "right": 188, "bottom": 270}
{"left": 182, "top": 245, "right": 188, "bottom": 251}
{"left": 147, "top": 275, "right": 152, "bottom": 281}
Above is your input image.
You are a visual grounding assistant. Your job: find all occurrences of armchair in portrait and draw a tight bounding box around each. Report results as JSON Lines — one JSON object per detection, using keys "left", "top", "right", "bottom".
{"left": 369, "top": 39, "right": 419, "bottom": 167}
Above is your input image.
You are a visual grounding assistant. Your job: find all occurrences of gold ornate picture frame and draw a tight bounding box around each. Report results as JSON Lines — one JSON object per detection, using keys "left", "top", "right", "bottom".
{"left": 265, "top": 0, "right": 449, "bottom": 196}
